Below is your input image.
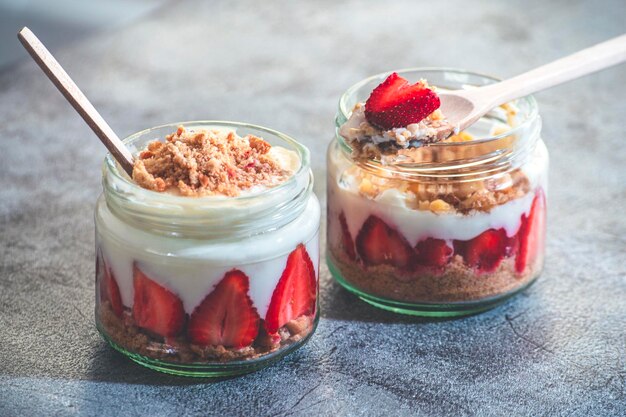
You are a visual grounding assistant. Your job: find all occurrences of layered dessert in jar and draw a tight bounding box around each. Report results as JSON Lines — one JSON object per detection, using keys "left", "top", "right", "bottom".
{"left": 327, "top": 69, "right": 548, "bottom": 316}
{"left": 95, "top": 122, "right": 320, "bottom": 376}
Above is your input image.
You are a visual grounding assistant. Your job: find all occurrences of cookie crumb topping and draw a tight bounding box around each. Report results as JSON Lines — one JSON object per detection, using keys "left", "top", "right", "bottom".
{"left": 132, "top": 126, "right": 293, "bottom": 197}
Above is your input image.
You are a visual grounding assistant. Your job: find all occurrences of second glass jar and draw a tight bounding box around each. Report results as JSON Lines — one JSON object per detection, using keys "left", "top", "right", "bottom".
{"left": 327, "top": 69, "right": 548, "bottom": 316}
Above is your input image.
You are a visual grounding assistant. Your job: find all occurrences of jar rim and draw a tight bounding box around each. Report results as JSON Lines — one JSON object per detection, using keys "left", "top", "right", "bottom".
{"left": 101, "top": 121, "right": 313, "bottom": 238}
{"left": 104, "top": 120, "right": 310, "bottom": 206}
{"left": 338, "top": 67, "right": 539, "bottom": 150}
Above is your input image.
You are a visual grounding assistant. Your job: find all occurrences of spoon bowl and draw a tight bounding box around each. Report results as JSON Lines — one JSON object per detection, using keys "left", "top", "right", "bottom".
{"left": 437, "top": 90, "right": 479, "bottom": 134}
{"left": 431, "top": 34, "right": 626, "bottom": 142}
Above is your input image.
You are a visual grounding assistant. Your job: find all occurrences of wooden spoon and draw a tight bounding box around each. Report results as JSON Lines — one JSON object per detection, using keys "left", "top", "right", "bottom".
{"left": 17, "top": 27, "right": 135, "bottom": 175}
{"left": 434, "top": 34, "right": 626, "bottom": 141}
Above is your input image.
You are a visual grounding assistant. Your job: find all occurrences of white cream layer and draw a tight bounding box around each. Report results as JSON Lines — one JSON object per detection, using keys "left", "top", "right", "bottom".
{"left": 331, "top": 178, "right": 533, "bottom": 246}
{"left": 96, "top": 194, "right": 320, "bottom": 318}
{"left": 328, "top": 141, "right": 548, "bottom": 246}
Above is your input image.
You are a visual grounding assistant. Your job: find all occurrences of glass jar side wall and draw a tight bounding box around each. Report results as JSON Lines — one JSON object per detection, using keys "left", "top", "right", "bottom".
{"left": 95, "top": 121, "right": 320, "bottom": 376}
{"left": 95, "top": 221, "right": 320, "bottom": 377}
{"left": 326, "top": 138, "right": 548, "bottom": 316}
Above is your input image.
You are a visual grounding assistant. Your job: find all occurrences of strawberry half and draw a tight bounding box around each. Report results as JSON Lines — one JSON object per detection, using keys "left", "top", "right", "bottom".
{"left": 264, "top": 244, "right": 316, "bottom": 334}
{"left": 415, "top": 238, "right": 453, "bottom": 268}
{"left": 455, "top": 229, "right": 508, "bottom": 273}
{"left": 132, "top": 265, "right": 185, "bottom": 337}
{"left": 364, "top": 72, "right": 441, "bottom": 130}
{"left": 515, "top": 190, "right": 546, "bottom": 273}
{"left": 98, "top": 251, "right": 124, "bottom": 317}
{"left": 355, "top": 215, "right": 415, "bottom": 269}
{"left": 188, "top": 270, "right": 260, "bottom": 348}
{"left": 339, "top": 212, "right": 356, "bottom": 260}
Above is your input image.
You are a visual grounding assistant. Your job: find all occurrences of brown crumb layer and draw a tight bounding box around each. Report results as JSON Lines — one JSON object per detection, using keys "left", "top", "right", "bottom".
{"left": 132, "top": 126, "right": 292, "bottom": 197}
{"left": 349, "top": 165, "right": 531, "bottom": 215}
{"left": 329, "top": 247, "right": 541, "bottom": 303}
{"left": 98, "top": 304, "right": 314, "bottom": 363}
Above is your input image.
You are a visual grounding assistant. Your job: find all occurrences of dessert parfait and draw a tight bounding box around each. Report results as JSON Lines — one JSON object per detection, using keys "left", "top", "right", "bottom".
{"left": 327, "top": 69, "right": 548, "bottom": 316}
{"left": 95, "top": 122, "right": 320, "bottom": 376}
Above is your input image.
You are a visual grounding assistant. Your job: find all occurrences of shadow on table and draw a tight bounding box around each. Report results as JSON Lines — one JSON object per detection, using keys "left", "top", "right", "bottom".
{"left": 320, "top": 279, "right": 459, "bottom": 324}
{"left": 85, "top": 341, "right": 234, "bottom": 386}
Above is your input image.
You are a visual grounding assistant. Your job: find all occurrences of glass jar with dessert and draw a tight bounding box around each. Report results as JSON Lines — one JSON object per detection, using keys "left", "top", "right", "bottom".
{"left": 95, "top": 121, "right": 320, "bottom": 376}
{"left": 327, "top": 68, "right": 548, "bottom": 317}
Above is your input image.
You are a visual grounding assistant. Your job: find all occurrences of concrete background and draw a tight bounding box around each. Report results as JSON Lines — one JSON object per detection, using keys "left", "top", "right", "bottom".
{"left": 0, "top": 0, "right": 625, "bottom": 416}
{"left": 0, "top": 0, "right": 168, "bottom": 69}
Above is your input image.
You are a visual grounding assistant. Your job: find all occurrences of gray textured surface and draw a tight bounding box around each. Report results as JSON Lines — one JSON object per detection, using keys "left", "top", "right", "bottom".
{"left": 1, "top": 1, "right": 625, "bottom": 416}
{"left": 0, "top": 0, "right": 168, "bottom": 69}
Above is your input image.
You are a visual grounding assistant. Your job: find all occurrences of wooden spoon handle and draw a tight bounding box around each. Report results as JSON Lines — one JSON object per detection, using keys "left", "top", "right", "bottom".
{"left": 482, "top": 34, "right": 626, "bottom": 105}
{"left": 18, "top": 27, "right": 134, "bottom": 176}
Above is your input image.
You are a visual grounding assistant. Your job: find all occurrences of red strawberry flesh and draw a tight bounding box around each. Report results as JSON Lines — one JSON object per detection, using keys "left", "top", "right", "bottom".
{"left": 415, "top": 238, "right": 453, "bottom": 268}
{"left": 515, "top": 189, "right": 546, "bottom": 273}
{"left": 455, "top": 228, "right": 508, "bottom": 273}
{"left": 132, "top": 265, "right": 185, "bottom": 337}
{"left": 264, "top": 244, "right": 316, "bottom": 334}
{"left": 364, "top": 72, "right": 441, "bottom": 130}
{"left": 188, "top": 270, "right": 259, "bottom": 348}
{"left": 355, "top": 215, "right": 414, "bottom": 269}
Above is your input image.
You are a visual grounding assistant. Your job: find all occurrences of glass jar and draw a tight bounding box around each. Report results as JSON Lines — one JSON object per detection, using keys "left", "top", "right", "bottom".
{"left": 95, "top": 121, "right": 320, "bottom": 377}
{"left": 327, "top": 69, "right": 548, "bottom": 317}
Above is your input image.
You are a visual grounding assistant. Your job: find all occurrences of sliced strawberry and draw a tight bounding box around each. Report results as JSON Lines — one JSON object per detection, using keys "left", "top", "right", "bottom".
{"left": 98, "top": 251, "right": 124, "bottom": 317}
{"left": 415, "top": 238, "right": 453, "bottom": 268}
{"left": 504, "top": 233, "right": 519, "bottom": 258}
{"left": 355, "top": 215, "right": 415, "bottom": 269}
{"left": 339, "top": 212, "right": 356, "bottom": 260}
{"left": 264, "top": 244, "right": 316, "bottom": 334}
{"left": 516, "top": 190, "right": 546, "bottom": 273}
{"left": 132, "top": 265, "right": 185, "bottom": 337}
{"left": 103, "top": 266, "right": 124, "bottom": 318}
{"left": 364, "top": 72, "right": 441, "bottom": 130}
{"left": 188, "top": 270, "right": 259, "bottom": 348}
{"left": 455, "top": 228, "right": 508, "bottom": 273}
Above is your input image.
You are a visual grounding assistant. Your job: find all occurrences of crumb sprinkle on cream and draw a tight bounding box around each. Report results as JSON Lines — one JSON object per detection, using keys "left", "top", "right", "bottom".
{"left": 132, "top": 126, "right": 293, "bottom": 197}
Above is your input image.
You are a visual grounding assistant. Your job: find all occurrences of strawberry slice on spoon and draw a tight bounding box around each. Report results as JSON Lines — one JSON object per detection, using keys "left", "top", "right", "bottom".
{"left": 365, "top": 72, "right": 441, "bottom": 130}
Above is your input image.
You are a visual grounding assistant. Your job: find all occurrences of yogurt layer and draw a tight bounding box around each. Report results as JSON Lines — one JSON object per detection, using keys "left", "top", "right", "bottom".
{"left": 327, "top": 140, "right": 548, "bottom": 246}
{"left": 96, "top": 194, "right": 320, "bottom": 318}
{"left": 330, "top": 178, "right": 533, "bottom": 246}
{"left": 97, "top": 193, "right": 320, "bottom": 317}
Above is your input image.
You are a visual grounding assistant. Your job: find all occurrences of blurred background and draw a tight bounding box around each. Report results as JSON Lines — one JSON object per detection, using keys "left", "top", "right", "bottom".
{"left": 0, "top": 0, "right": 168, "bottom": 68}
